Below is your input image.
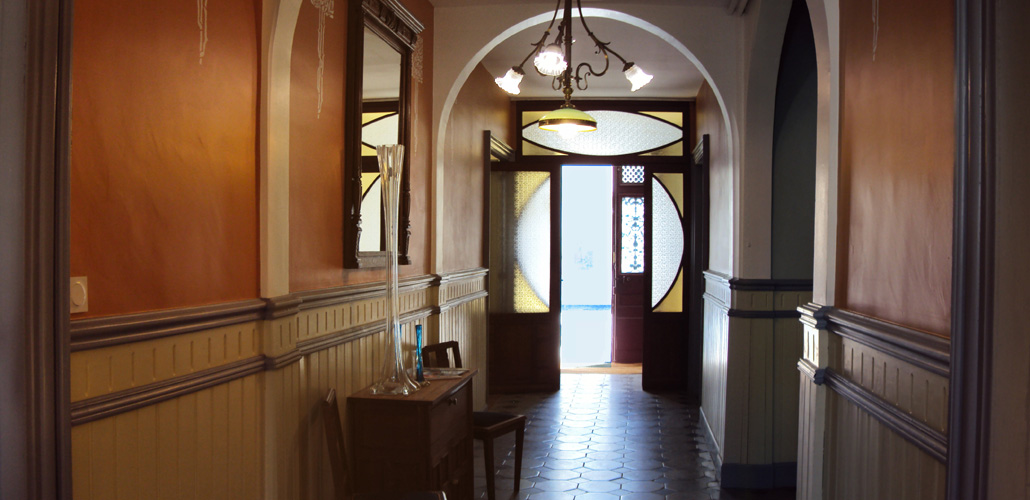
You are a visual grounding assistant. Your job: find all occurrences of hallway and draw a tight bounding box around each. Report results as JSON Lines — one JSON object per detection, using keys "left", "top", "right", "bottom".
{"left": 473, "top": 374, "right": 796, "bottom": 500}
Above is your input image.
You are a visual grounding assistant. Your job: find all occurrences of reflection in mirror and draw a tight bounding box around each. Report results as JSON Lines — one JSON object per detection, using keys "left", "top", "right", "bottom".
{"left": 344, "top": 0, "right": 422, "bottom": 268}
{"left": 359, "top": 173, "right": 382, "bottom": 252}
{"left": 358, "top": 27, "right": 402, "bottom": 252}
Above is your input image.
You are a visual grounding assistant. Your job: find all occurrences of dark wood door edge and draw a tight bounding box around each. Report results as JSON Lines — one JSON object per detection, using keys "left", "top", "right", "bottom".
{"left": 948, "top": 0, "right": 995, "bottom": 498}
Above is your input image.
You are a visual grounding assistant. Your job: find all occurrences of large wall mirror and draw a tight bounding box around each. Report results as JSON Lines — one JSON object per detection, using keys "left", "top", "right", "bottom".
{"left": 344, "top": 0, "right": 423, "bottom": 268}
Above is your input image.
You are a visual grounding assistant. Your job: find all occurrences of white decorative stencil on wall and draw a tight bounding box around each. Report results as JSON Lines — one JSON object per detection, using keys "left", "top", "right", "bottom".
{"left": 197, "top": 0, "right": 208, "bottom": 64}
{"left": 311, "top": 0, "right": 335, "bottom": 117}
{"left": 871, "top": 0, "right": 879, "bottom": 61}
{"left": 411, "top": 35, "right": 423, "bottom": 155}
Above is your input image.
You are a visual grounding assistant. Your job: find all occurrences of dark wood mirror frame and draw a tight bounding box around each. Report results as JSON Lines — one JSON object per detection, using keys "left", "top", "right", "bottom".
{"left": 344, "top": 0, "right": 423, "bottom": 268}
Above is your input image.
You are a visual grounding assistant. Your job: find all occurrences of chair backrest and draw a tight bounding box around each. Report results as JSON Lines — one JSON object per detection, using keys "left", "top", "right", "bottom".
{"left": 322, "top": 388, "right": 351, "bottom": 500}
{"left": 421, "top": 340, "right": 463, "bottom": 369}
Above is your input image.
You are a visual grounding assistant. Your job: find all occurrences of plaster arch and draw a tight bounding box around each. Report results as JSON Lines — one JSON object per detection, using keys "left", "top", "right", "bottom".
{"left": 804, "top": 0, "right": 840, "bottom": 305}
{"left": 260, "top": 0, "right": 303, "bottom": 298}
{"left": 430, "top": 3, "right": 743, "bottom": 272}
{"left": 734, "top": 0, "right": 793, "bottom": 278}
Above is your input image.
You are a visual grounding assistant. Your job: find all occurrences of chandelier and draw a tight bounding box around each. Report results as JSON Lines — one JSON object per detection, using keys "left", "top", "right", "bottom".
{"left": 494, "top": 0, "right": 653, "bottom": 134}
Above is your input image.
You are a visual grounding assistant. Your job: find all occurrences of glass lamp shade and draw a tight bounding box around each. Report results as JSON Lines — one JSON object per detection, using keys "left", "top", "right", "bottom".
{"left": 495, "top": 67, "right": 524, "bottom": 95}
{"left": 623, "top": 63, "right": 653, "bottom": 92}
{"left": 538, "top": 105, "right": 597, "bottom": 133}
{"left": 534, "top": 43, "right": 567, "bottom": 77}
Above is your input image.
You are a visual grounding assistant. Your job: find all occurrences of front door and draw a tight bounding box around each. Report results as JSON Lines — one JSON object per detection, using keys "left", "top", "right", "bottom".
{"left": 612, "top": 165, "right": 646, "bottom": 363}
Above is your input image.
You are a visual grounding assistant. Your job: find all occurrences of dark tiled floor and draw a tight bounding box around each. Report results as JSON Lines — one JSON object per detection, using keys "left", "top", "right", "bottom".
{"left": 472, "top": 374, "right": 796, "bottom": 500}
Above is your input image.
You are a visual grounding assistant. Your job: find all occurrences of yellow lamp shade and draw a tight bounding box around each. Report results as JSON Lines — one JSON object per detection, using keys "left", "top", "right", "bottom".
{"left": 538, "top": 106, "right": 597, "bottom": 133}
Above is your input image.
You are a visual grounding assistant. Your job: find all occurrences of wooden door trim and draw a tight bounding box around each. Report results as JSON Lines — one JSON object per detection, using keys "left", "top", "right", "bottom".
{"left": 0, "top": 0, "right": 72, "bottom": 498}
{"left": 947, "top": 0, "right": 995, "bottom": 498}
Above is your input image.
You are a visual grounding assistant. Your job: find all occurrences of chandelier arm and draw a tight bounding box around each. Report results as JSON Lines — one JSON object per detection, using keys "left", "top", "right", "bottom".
{"left": 574, "top": 0, "right": 632, "bottom": 68}
{"left": 574, "top": 54, "right": 610, "bottom": 91}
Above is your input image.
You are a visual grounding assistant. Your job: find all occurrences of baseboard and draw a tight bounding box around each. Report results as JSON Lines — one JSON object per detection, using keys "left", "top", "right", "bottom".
{"left": 698, "top": 406, "right": 724, "bottom": 480}
{"left": 720, "top": 462, "right": 797, "bottom": 489}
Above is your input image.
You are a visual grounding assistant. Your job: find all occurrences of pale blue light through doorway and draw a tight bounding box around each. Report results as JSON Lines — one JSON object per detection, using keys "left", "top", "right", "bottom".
{"left": 560, "top": 165, "right": 613, "bottom": 367}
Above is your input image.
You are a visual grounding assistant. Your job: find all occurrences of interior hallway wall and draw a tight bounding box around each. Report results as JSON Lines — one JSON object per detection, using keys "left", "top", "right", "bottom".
{"left": 797, "top": 0, "right": 954, "bottom": 498}
{"left": 289, "top": 0, "right": 434, "bottom": 291}
{"left": 697, "top": 80, "right": 731, "bottom": 275}
{"left": 835, "top": 0, "right": 954, "bottom": 336}
{"left": 66, "top": 0, "right": 490, "bottom": 498}
{"left": 441, "top": 63, "right": 511, "bottom": 273}
{"left": 69, "top": 0, "right": 260, "bottom": 318}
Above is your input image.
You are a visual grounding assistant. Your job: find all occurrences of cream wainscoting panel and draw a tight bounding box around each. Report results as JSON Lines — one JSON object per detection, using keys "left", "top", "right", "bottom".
{"left": 827, "top": 394, "right": 946, "bottom": 499}
{"left": 702, "top": 271, "right": 810, "bottom": 488}
{"left": 70, "top": 270, "right": 488, "bottom": 500}
{"left": 71, "top": 374, "right": 262, "bottom": 500}
{"left": 436, "top": 270, "right": 488, "bottom": 409}
{"left": 70, "top": 321, "right": 262, "bottom": 402}
{"left": 796, "top": 304, "right": 949, "bottom": 500}
{"left": 701, "top": 286, "right": 730, "bottom": 460}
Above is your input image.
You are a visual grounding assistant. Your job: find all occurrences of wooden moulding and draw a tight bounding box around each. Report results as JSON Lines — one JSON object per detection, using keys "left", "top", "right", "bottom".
{"left": 70, "top": 299, "right": 266, "bottom": 352}
{"left": 68, "top": 270, "right": 488, "bottom": 424}
{"left": 825, "top": 307, "right": 950, "bottom": 377}
{"left": 797, "top": 302, "right": 950, "bottom": 463}
{"left": 69, "top": 357, "right": 265, "bottom": 426}
{"left": 824, "top": 368, "right": 948, "bottom": 463}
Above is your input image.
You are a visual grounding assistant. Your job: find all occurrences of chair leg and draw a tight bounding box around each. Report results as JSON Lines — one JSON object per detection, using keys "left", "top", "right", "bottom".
{"left": 513, "top": 426, "right": 524, "bottom": 493}
{"left": 483, "top": 438, "right": 496, "bottom": 500}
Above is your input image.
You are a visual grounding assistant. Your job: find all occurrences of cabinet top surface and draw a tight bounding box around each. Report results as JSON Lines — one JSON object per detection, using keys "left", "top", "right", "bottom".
{"left": 348, "top": 369, "right": 477, "bottom": 405}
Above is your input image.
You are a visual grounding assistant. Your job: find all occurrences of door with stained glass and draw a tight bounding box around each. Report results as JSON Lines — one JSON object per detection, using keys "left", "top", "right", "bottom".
{"left": 487, "top": 100, "right": 697, "bottom": 393}
{"left": 488, "top": 168, "right": 560, "bottom": 393}
{"left": 643, "top": 170, "right": 689, "bottom": 390}
{"left": 612, "top": 166, "right": 646, "bottom": 363}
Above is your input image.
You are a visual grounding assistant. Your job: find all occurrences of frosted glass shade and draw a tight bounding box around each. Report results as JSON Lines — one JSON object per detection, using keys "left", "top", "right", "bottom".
{"left": 495, "top": 67, "right": 524, "bottom": 95}
{"left": 533, "top": 43, "right": 567, "bottom": 77}
{"left": 624, "top": 63, "right": 653, "bottom": 92}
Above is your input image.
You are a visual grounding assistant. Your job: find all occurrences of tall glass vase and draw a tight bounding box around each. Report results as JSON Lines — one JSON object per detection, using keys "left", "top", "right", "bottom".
{"left": 371, "top": 144, "right": 420, "bottom": 396}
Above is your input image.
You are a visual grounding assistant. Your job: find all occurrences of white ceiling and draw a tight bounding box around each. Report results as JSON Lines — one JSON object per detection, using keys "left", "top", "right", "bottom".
{"left": 432, "top": 0, "right": 719, "bottom": 100}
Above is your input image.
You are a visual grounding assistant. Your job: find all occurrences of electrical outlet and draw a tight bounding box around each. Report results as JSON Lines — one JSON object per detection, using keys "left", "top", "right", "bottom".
{"left": 70, "top": 276, "right": 88, "bottom": 314}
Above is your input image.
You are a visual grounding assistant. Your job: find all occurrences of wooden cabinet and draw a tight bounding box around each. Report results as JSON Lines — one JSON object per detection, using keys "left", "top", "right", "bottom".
{"left": 348, "top": 371, "right": 476, "bottom": 500}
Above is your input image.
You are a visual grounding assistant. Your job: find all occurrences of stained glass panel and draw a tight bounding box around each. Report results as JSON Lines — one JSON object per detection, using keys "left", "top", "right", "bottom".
{"left": 620, "top": 165, "right": 645, "bottom": 184}
{"left": 652, "top": 174, "right": 684, "bottom": 309}
{"left": 522, "top": 110, "right": 682, "bottom": 156}
{"left": 620, "top": 197, "right": 645, "bottom": 274}
{"left": 489, "top": 171, "right": 551, "bottom": 313}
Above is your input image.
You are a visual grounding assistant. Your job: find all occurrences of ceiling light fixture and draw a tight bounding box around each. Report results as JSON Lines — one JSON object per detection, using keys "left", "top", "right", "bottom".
{"left": 494, "top": 0, "right": 654, "bottom": 134}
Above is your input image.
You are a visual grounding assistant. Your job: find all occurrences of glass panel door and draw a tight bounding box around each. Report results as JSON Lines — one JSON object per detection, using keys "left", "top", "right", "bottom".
{"left": 488, "top": 169, "right": 560, "bottom": 392}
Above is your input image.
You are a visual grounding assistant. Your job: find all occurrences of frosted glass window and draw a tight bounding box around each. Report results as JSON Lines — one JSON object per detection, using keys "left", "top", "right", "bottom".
{"left": 489, "top": 171, "right": 551, "bottom": 313}
{"left": 620, "top": 197, "right": 645, "bottom": 274}
{"left": 652, "top": 175, "right": 684, "bottom": 308}
{"left": 620, "top": 165, "right": 645, "bottom": 184}
{"left": 522, "top": 110, "right": 682, "bottom": 156}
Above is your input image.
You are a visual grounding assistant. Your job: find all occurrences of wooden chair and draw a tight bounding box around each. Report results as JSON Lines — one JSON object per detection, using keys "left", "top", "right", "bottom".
{"left": 322, "top": 389, "right": 446, "bottom": 500}
{"left": 421, "top": 341, "right": 526, "bottom": 500}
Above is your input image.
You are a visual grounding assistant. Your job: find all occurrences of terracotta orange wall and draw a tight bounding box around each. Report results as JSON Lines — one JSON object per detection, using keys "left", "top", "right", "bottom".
{"left": 696, "top": 80, "right": 732, "bottom": 274}
{"left": 70, "top": 0, "right": 260, "bottom": 318}
{"left": 836, "top": 0, "right": 954, "bottom": 335}
{"left": 289, "top": 0, "right": 433, "bottom": 292}
{"left": 441, "top": 64, "right": 511, "bottom": 273}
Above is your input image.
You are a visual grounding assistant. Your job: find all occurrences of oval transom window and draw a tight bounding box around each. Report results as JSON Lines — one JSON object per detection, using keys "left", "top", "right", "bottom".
{"left": 522, "top": 110, "right": 682, "bottom": 156}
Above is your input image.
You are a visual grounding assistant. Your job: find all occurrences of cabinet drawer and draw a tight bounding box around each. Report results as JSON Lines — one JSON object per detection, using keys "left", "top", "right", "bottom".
{"left": 429, "top": 384, "right": 470, "bottom": 451}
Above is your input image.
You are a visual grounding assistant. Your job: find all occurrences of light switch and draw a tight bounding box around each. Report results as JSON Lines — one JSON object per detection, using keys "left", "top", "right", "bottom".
{"left": 70, "top": 276, "right": 88, "bottom": 314}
